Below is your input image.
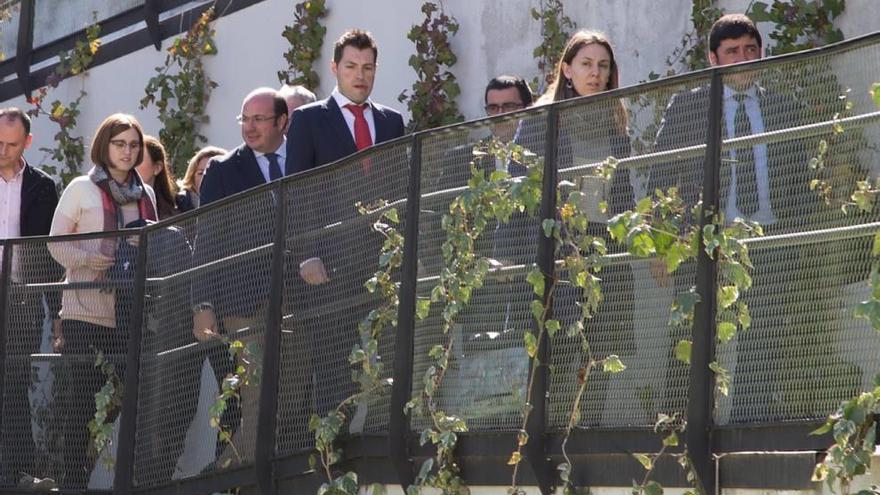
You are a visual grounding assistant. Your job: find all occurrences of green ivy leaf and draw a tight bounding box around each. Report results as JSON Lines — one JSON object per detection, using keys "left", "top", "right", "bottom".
{"left": 416, "top": 298, "right": 431, "bottom": 319}
{"left": 603, "top": 355, "right": 626, "bottom": 373}
{"left": 634, "top": 453, "right": 653, "bottom": 471}
{"left": 527, "top": 267, "right": 545, "bottom": 297}
{"left": 524, "top": 332, "right": 538, "bottom": 358}
{"left": 718, "top": 285, "right": 739, "bottom": 310}
{"left": 674, "top": 340, "right": 692, "bottom": 365}
{"left": 717, "top": 321, "right": 737, "bottom": 343}
{"left": 643, "top": 480, "right": 664, "bottom": 495}
{"left": 542, "top": 218, "right": 557, "bottom": 238}
{"left": 545, "top": 319, "right": 561, "bottom": 337}
{"left": 872, "top": 82, "right": 880, "bottom": 109}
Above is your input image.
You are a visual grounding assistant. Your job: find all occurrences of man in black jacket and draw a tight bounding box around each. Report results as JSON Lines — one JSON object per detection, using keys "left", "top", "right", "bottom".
{"left": 0, "top": 107, "right": 62, "bottom": 485}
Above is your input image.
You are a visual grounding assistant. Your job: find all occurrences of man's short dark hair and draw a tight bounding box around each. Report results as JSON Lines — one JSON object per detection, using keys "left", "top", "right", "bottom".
{"left": 333, "top": 29, "right": 378, "bottom": 64}
{"left": 0, "top": 107, "right": 31, "bottom": 135}
{"left": 709, "top": 14, "right": 762, "bottom": 54}
{"left": 484, "top": 75, "right": 534, "bottom": 107}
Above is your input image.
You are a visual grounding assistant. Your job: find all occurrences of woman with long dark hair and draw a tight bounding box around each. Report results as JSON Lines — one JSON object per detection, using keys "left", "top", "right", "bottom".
{"left": 136, "top": 135, "right": 178, "bottom": 219}
{"left": 539, "top": 30, "right": 636, "bottom": 427}
{"left": 49, "top": 113, "right": 156, "bottom": 488}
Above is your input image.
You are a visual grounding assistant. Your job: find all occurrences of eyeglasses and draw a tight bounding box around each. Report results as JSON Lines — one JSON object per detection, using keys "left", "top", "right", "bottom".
{"left": 485, "top": 103, "right": 525, "bottom": 114}
{"left": 236, "top": 114, "right": 278, "bottom": 125}
{"left": 109, "top": 140, "right": 142, "bottom": 152}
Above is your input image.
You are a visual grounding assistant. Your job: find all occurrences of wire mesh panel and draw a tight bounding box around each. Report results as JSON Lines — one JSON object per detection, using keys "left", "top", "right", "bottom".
{"left": 275, "top": 140, "right": 410, "bottom": 457}
{"left": 133, "top": 189, "right": 276, "bottom": 489}
{"left": 130, "top": 213, "right": 208, "bottom": 488}
{"left": 0, "top": 231, "right": 140, "bottom": 490}
{"left": 412, "top": 111, "right": 547, "bottom": 431}
{"left": 715, "top": 41, "right": 880, "bottom": 425}
{"left": 547, "top": 78, "right": 709, "bottom": 429}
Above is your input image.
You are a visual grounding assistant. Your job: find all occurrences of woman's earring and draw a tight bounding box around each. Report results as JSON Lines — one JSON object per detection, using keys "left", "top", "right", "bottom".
{"left": 565, "top": 78, "right": 573, "bottom": 89}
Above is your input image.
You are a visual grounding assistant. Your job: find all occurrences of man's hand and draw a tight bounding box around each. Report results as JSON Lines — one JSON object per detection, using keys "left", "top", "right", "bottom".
{"left": 52, "top": 319, "right": 64, "bottom": 352}
{"left": 650, "top": 258, "right": 671, "bottom": 288}
{"left": 299, "top": 257, "right": 330, "bottom": 285}
{"left": 193, "top": 308, "right": 219, "bottom": 342}
{"left": 86, "top": 253, "right": 114, "bottom": 271}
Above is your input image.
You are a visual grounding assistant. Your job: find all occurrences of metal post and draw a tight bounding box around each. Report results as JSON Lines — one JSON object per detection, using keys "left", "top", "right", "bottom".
{"left": 255, "top": 183, "right": 288, "bottom": 495}
{"left": 15, "top": 0, "right": 35, "bottom": 97}
{"left": 143, "top": 0, "right": 162, "bottom": 50}
{"left": 390, "top": 133, "right": 423, "bottom": 489}
{"left": 0, "top": 240, "right": 14, "bottom": 479}
{"left": 687, "top": 71, "right": 723, "bottom": 494}
{"left": 525, "top": 106, "right": 559, "bottom": 495}
{"left": 114, "top": 230, "right": 150, "bottom": 495}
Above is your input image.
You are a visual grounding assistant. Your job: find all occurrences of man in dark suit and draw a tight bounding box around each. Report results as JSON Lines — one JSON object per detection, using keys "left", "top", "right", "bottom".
{"left": 281, "top": 29, "right": 404, "bottom": 432}
{"left": 191, "top": 88, "right": 290, "bottom": 462}
{"left": 0, "top": 107, "right": 62, "bottom": 485}
{"left": 287, "top": 29, "right": 404, "bottom": 177}
{"left": 649, "top": 14, "right": 819, "bottom": 423}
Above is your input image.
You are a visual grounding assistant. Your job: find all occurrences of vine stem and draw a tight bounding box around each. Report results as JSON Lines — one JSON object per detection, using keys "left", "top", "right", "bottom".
{"left": 510, "top": 278, "right": 558, "bottom": 490}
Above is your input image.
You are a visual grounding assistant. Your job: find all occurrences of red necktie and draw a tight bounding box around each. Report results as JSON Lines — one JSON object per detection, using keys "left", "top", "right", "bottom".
{"left": 345, "top": 103, "right": 373, "bottom": 151}
{"left": 345, "top": 103, "right": 373, "bottom": 173}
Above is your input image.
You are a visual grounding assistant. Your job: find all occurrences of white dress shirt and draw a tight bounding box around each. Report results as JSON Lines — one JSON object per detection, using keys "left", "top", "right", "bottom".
{"left": 332, "top": 87, "right": 377, "bottom": 144}
{"left": 0, "top": 160, "right": 25, "bottom": 281}
{"left": 723, "top": 85, "right": 774, "bottom": 225}
{"left": 253, "top": 140, "right": 288, "bottom": 183}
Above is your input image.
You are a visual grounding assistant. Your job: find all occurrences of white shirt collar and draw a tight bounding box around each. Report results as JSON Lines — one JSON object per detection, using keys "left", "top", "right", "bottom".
{"left": 332, "top": 87, "right": 373, "bottom": 110}
{"left": 253, "top": 139, "right": 287, "bottom": 160}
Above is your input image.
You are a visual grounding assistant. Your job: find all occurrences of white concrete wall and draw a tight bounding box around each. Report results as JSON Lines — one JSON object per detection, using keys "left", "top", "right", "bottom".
{"left": 1, "top": 0, "right": 879, "bottom": 173}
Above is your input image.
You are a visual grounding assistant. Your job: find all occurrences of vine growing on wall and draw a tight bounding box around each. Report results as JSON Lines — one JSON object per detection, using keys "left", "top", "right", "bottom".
{"left": 27, "top": 18, "right": 101, "bottom": 185}
{"left": 0, "top": 3, "right": 16, "bottom": 62}
{"left": 530, "top": 0, "right": 575, "bottom": 93}
{"left": 278, "top": 0, "right": 327, "bottom": 90}
{"left": 398, "top": 1, "right": 464, "bottom": 133}
{"left": 748, "top": 0, "right": 845, "bottom": 56}
{"left": 140, "top": 7, "right": 218, "bottom": 176}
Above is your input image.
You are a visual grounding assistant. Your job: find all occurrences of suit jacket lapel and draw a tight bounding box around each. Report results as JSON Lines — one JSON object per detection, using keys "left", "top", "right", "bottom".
{"left": 239, "top": 146, "right": 267, "bottom": 189}
{"left": 326, "top": 97, "right": 358, "bottom": 155}
{"left": 19, "top": 161, "right": 40, "bottom": 215}
{"left": 371, "top": 104, "right": 391, "bottom": 144}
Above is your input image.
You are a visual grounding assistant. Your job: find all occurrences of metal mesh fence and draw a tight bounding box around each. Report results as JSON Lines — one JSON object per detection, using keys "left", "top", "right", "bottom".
{"left": 411, "top": 113, "right": 547, "bottom": 431}
{"left": 0, "top": 34, "right": 879, "bottom": 493}
{"left": 275, "top": 141, "right": 411, "bottom": 456}
{"left": 714, "top": 40, "right": 880, "bottom": 425}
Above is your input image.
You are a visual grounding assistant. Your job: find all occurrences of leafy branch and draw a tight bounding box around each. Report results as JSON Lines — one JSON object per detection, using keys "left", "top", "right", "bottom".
{"left": 278, "top": 0, "right": 327, "bottom": 89}
{"left": 530, "top": 0, "right": 575, "bottom": 92}
{"left": 310, "top": 206, "right": 402, "bottom": 495}
{"left": 140, "top": 7, "right": 218, "bottom": 176}
{"left": 89, "top": 351, "right": 123, "bottom": 469}
{"left": 398, "top": 1, "right": 464, "bottom": 133}
{"left": 748, "top": 0, "right": 846, "bottom": 56}
{"left": 27, "top": 17, "right": 101, "bottom": 186}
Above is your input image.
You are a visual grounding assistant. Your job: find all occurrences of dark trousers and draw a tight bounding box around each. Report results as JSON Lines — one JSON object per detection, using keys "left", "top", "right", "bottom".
{"left": 54, "top": 320, "right": 127, "bottom": 489}
{"left": 1, "top": 293, "right": 46, "bottom": 484}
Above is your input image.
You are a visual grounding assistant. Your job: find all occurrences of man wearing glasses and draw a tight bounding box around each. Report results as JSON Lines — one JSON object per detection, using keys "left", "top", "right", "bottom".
{"left": 191, "top": 88, "right": 290, "bottom": 464}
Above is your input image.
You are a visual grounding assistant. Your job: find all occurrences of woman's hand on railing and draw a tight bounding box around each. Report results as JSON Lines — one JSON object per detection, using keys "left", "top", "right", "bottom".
{"left": 86, "top": 252, "right": 115, "bottom": 271}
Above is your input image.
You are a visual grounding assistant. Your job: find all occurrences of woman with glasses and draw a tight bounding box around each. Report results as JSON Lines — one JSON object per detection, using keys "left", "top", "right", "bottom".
{"left": 48, "top": 113, "right": 157, "bottom": 488}
{"left": 536, "top": 31, "right": 637, "bottom": 428}
{"left": 175, "top": 145, "right": 227, "bottom": 213}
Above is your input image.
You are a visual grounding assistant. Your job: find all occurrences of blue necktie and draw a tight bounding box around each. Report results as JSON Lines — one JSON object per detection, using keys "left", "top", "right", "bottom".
{"left": 266, "top": 152, "right": 282, "bottom": 181}
{"left": 733, "top": 94, "right": 757, "bottom": 215}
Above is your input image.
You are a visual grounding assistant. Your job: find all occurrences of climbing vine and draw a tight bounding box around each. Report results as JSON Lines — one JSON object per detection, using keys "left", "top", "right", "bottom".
{"left": 398, "top": 1, "right": 463, "bottom": 133}
{"left": 747, "top": 0, "right": 845, "bottom": 56}
{"left": 140, "top": 7, "right": 218, "bottom": 176}
{"left": 310, "top": 205, "right": 402, "bottom": 495}
{"left": 530, "top": 0, "right": 575, "bottom": 93}
{"left": 277, "top": 0, "right": 327, "bottom": 90}
{"left": 89, "top": 351, "right": 123, "bottom": 468}
{"left": 0, "top": 3, "right": 15, "bottom": 61}
{"left": 26, "top": 17, "right": 101, "bottom": 185}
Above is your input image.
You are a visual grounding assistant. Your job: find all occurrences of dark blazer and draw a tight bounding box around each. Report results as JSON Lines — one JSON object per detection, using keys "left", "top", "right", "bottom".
{"left": 18, "top": 161, "right": 63, "bottom": 316}
{"left": 286, "top": 96, "right": 405, "bottom": 174}
{"left": 194, "top": 144, "right": 284, "bottom": 320}
{"left": 649, "top": 84, "right": 814, "bottom": 232}
{"left": 200, "top": 144, "right": 292, "bottom": 205}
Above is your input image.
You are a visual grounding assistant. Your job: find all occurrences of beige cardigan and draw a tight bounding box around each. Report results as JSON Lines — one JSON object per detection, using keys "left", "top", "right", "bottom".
{"left": 49, "top": 176, "right": 155, "bottom": 328}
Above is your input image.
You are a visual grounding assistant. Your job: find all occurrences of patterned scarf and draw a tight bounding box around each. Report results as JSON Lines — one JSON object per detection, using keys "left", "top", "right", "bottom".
{"left": 89, "top": 165, "right": 157, "bottom": 255}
